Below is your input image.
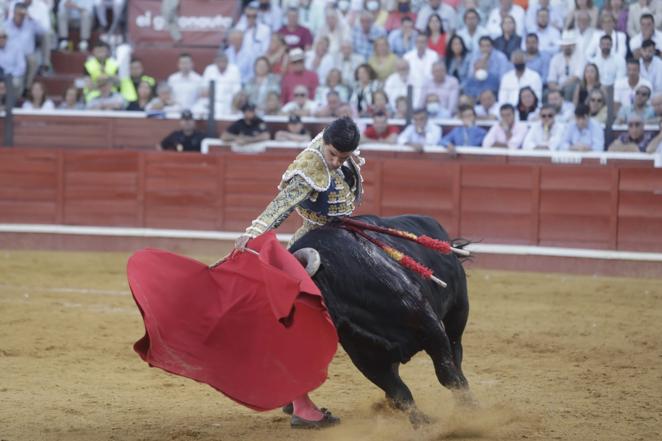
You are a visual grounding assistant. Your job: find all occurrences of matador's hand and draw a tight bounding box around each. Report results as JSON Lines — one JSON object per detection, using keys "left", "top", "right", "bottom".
{"left": 234, "top": 234, "right": 251, "bottom": 251}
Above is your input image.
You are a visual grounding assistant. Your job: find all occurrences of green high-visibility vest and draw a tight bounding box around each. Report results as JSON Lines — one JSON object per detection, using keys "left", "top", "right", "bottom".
{"left": 84, "top": 57, "right": 119, "bottom": 82}
{"left": 120, "top": 75, "right": 156, "bottom": 102}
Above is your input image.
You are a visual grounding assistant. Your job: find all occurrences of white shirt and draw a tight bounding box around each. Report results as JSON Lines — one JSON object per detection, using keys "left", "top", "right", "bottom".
{"left": 456, "top": 26, "right": 489, "bottom": 54}
{"left": 476, "top": 103, "right": 499, "bottom": 119}
{"left": 235, "top": 21, "right": 271, "bottom": 58}
{"left": 397, "top": 121, "right": 442, "bottom": 146}
{"left": 498, "top": 68, "right": 543, "bottom": 106}
{"left": 403, "top": 48, "right": 439, "bottom": 91}
{"left": 575, "top": 27, "right": 596, "bottom": 56}
{"left": 167, "top": 71, "right": 203, "bottom": 110}
{"left": 547, "top": 51, "right": 585, "bottom": 85}
{"left": 640, "top": 56, "right": 662, "bottom": 94}
{"left": 202, "top": 63, "right": 241, "bottom": 115}
{"left": 522, "top": 120, "right": 566, "bottom": 150}
{"left": 384, "top": 72, "right": 416, "bottom": 106}
{"left": 416, "top": 3, "right": 458, "bottom": 34}
{"left": 526, "top": 26, "right": 561, "bottom": 55}
{"left": 586, "top": 30, "right": 628, "bottom": 60}
{"left": 525, "top": 1, "right": 564, "bottom": 32}
{"left": 629, "top": 30, "right": 662, "bottom": 54}
{"left": 10, "top": 0, "right": 51, "bottom": 31}
{"left": 613, "top": 77, "right": 653, "bottom": 107}
{"left": 486, "top": 5, "right": 526, "bottom": 39}
{"left": 589, "top": 53, "right": 626, "bottom": 86}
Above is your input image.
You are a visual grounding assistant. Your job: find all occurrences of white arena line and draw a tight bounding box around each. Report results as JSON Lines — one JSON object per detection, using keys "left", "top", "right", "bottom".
{"left": 1, "top": 224, "right": 662, "bottom": 262}
{"left": 0, "top": 284, "right": 128, "bottom": 296}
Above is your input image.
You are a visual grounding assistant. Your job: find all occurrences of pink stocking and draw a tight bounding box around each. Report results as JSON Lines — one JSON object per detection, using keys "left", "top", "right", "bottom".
{"left": 292, "top": 394, "right": 324, "bottom": 421}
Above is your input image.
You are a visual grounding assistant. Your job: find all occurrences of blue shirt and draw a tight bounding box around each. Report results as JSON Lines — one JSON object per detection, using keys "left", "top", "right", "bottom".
{"left": 225, "top": 46, "right": 256, "bottom": 85}
{"left": 470, "top": 49, "right": 511, "bottom": 79}
{"left": 462, "top": 72, "right": 500, "bottom": 100}
{"left": 387, "top": 28, "right": 418, "bottom": 57}
{"left": 526, "top": 52, "right": 551, "bottom": 85}
{"left": 0, "top": 40, "right": 25, "bottom": 77}
{"left": 560, "top": 119, "right": 605, "bottom": 152}
{"left": 352, "top": 24, "right": 386, "bottom": 59}
{"left": 5, "top": 17, "right": 44, "bottom": 56}
{"left": 440, "top": 125, "right": 487, "bottom": 147}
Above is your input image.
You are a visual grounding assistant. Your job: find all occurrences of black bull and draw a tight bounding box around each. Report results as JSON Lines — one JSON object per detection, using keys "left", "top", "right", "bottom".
{"left": 290, "top": 214, "right": 474, "bottom": 423}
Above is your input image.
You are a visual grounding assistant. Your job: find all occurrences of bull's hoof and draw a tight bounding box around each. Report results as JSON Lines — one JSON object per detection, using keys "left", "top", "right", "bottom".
{"left": 409, "top": 409, "right": 432, "bottom": 428}
{"left": 281, "top": 403, "right": 293, "bottom": 415}
{"left": 454, "top": 389, "right": 479, "bottom": 409}
{"left": 291, "top": 411, "right": 340, "bottom": 429}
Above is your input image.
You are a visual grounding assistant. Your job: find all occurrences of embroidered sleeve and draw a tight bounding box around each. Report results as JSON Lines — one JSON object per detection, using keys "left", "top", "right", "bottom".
{"left": 245, "top": 175, "right": 314, "bottom": 237}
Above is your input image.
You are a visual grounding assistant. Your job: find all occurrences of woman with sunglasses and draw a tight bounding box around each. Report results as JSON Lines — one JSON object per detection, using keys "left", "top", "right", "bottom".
{"left": 587, "top": 89, "right": 608, "bottom": 124}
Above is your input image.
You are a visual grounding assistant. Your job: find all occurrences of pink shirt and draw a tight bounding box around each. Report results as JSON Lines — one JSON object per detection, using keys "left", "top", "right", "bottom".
{"left": 481, "top": 121, "right": 529, "bottom": 150}
{"left": 281, "top": 70, "right": 319, "bottom": 104}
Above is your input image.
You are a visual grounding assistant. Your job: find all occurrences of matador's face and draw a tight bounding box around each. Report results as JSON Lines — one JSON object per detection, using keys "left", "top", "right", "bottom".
{"left": 322, "top": 143, "right": 352, "bottom": 171}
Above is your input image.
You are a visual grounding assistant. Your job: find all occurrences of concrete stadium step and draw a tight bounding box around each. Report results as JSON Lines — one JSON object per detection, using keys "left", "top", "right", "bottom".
{"left": 52, "top": 52, "right": 87, "bottom": 75}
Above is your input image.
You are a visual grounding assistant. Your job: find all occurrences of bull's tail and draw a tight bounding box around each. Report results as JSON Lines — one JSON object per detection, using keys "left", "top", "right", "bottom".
{"left": 451, "top": 238, "right": 475, "bottom": 263}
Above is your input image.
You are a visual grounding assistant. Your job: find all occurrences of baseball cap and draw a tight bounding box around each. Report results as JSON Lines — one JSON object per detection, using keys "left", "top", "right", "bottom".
{"left": 181, "top": 109, "right": 193, "bottom": 120}
{"left": 289, "top": 48, "right": 305, "bottom": 63}
{"left": 288, "top": 114, "right": 302, "bottom": 124}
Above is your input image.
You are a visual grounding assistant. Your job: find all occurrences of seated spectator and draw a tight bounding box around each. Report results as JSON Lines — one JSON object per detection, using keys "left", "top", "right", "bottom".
{"left": 647, "top": 93, "right": 662, "bottom": 124}
{"left": 517, "top": 86, "right": 540, "bottom": 122}
{"left": 282, "top": 85, "right": 316, "bottom": 117}
{"left": 352, "top": 10, "right": 386, "bottom": 59}
{"left": 417, "top": 0, "right": 457, "bottom": 35}
{"left": 608, "top": 114, "right": 654, "bottom": 152}
{"left": 86, "top": 75, "right": 124, "bottom": 110}
{"left": 120, "top": 58, "right": 155, "bottom": 104}
{"left": 274, "top": 114, "right": 311, "bottom": 143}
{"left": 59, "top": 86, "right": 84, "bottom": 110}
{"left": 388, "top": 15, "right": 417, "bottom": 57}
{"left": 314, "top": 68, "right": 351, "bottom": 105}
{"left": 57, "top": 0, "right": 93, "bottom": 52}
{"left": 629, "top": 13, "right": 662, "bottom": 57}
{"left": 369, "top": 36, "right": 397, "bottom": 82}
{"left": 587, "top": 88, "right": 608, "bottom": 124}
{"left": 588, "top": 35, "right": 625, "bottom": 89}
{"left": 548, "top": 31, "right": 585, "bottom": 101}
{"left": 614, "top": 59, "right": 652, "bottom": 113}
{"left": 305, "top": 35, "right": 333, "bottom": 83}
{"left": 202, "top": 52, "right": 241, "bottom": 116}
{"left": 425, "top": 13, "right": 447, "bottom": 59}
{"left": 530, "top": 7, "right": 561, "bottom": 55}
{"left": 639, "top": 39, "right": 662, "bottom": 94}
{"left": 83, "top": 42, "right": 118, "bottom": 94}
{"left": 146, "top": 82, "right": 181, "bottom": 115}
{"left": 160, "top": 110, "right": 205, "bottom": 153}
{"left": 317, "top": 5, "right": 351, "bottom": 56}
{"left": 486, "top": 0, "right": 525, "bottom": 38}
{"left": 384, "top": 58, "right": 412, "bottom": 106}
{"left": 586, "top": 11, "right": 627, "bottom": 60}
{"left": 265, "top": 34, "right": 288, "bottom": 75}
{"left": 0, "top": 27, "right": 25, "bottom": 91}
{"left": 384, "top": 1, "right": 416, "bottom": 33}
{"left": 524, "top": 34, "right": 551, "bottom": 83}
{"left": 471, "top": 36, "right": 511, "bottom": 82}
{"left": 423, "top": 93, "right": 450, "bottom": 119}
{"left": 225, "top": 28, "right": 256, "bottom": 83}
{"left": 369, "top": 90, "right": 392, "bottom": 117}
{"left": 548, "top": 89, "right": 575, "bottom": 124}
{"left": 314, "top": 90, "right": 344, "bottom": 117}
{"left": 644, "top": 120, "right": 662, "bottom": 153}
{"left": 455, "top": 8, "right": 487, "bottom": 55}
{"left": 94, "top": 0, "right": 124, "bottom": 37}
{"left": 6, "top": 2, "right": 47, "bottom": 88}
{"left": 230, "top": 91, "right": 248, "bottom": 115}
{"left": 397, "top": 107, "right": 441, "bottom": 150}
{"left": 245, "top": 57, "right": 281, "bottom": 114}
{"left": 493, "top": 15, "right": 521, "bottom": 61}
{"left": 403, "top": 33, "right": 439, "bottom": 96}
{"left": 522, "top": 104, "right": 566, "bottom": 150}
{"left": 526, "top": 0, "right": 564, "bottom": 32}
{"left": 499, "top": 50, "right": 543, "bottom": 107}
{"left": 361, "top": 111, "right": 399, "bottom": 143}
{"left": 350, "top": 63, "right": 380, "bottom": 117}
{"left": 560, "top": 104, "right": 604, "bottom": 151}
{"left": 235, "top": 2, "right": 271, "bottom": 57}
{"left": 565, "top": 0, "right": 599, "bottom": 30}
{"left": 482, "top": 103, "right": 528, "bottom": 149}
{"left": 263, "top": 91, "right": 282, "bottom": 116}
{"left": 573, "top": 63, "right": 602, "bottom": 108}
{"left": 628, "top": 1, "right": 662, "bottom": 37}
{"left": 252, "top": 0, "right": 283, "bottom": 32}
{"left": 221, "top": 102, "right": 270, "bottom": 146}
{"left": 126, "top": 80, "right": 154, "bottom": 111}
{"left": 440, "top": 106, "right": 487, "bottom": 153}
{"left": 606, "top": 0, "right": 628, "bottom": 33}
{"left": 278, "top": 6, "right": 313, "bottom": 51}
{"left": 167, "top": 53, "right": 203, "bottom": 111}
{"left": 281, "top": 47, "right": 319, "bottom": 104}
{"left": 462, "top": 56, "right": 500, "bottom": 101}
{"left": 445, "top": 34, "right": 471, "bottom": 83}
{"left": 21, "top": 80, "right": 53, "bottom": 110}
{"left": 476, "top": 89, "right": 499, "bottom": 120}
{"left": 616, "top": 85, "right": 655, "bottom": 124}
{"left": 393, "top": 96, "right": 408, "bottom": 119}
{"left": 419, "top": 61, "right": 459, "bottom": 115}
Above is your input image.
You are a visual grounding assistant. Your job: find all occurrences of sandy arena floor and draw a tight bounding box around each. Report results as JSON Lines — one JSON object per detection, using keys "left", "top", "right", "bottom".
{"left": 0, "top": 248, "right": 660, "bottom": 441}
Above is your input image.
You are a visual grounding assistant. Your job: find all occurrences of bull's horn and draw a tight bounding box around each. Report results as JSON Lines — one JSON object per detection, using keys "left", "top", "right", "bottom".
{"left": 293, "top": 248, "right": 321, "bottom": 276}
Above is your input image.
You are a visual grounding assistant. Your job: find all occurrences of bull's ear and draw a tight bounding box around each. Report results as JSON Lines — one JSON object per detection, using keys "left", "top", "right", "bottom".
{"left": 293, "top": 248, "right": 321, "bottom": 276}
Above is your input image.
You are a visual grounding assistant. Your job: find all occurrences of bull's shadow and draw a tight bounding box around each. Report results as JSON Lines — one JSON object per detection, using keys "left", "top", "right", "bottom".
{"left": 290, "top": 214, "right": 475, "bottom": 426}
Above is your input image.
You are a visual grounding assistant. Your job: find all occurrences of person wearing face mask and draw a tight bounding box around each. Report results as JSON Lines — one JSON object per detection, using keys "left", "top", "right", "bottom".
{"left": 439, "top": 106, "right": 487, "bottom": 153}
{"left": 498, "top": 50, "right": 542, "bottom": 107}
{"left": 419, "top": 61, "right": 459, "bottom": 116}
{"left": 638, "top": 39, "right": 662, "bottom": 94}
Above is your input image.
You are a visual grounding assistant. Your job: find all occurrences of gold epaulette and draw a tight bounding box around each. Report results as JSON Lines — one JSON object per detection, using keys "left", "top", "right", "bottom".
{"left": 279, "top": 133, "right": 330, "bottom": 192}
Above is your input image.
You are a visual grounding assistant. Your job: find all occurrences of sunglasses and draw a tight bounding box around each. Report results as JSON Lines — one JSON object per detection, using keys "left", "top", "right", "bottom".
{"left": 590, "top": 98, "right": 603, "bottom": 102}
{"left": 294, "top": 93, "right": 307, "bottom": 97}
{"left": 628, "top": 122, "right": 642, "bottom": 126}
{"left": 636, "top": 91, "right": 650, "bottom": 96}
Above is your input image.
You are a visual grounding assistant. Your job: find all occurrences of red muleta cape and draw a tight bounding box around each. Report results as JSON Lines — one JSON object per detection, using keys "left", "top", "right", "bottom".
{"left": 127, "top": 232, "right": 338, "bottom": 411}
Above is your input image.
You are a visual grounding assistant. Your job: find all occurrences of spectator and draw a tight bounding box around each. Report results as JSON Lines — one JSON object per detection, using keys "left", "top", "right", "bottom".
{"left": 366, "top": 0, "right": 388, "bottom": 28}
{"left": 486, "top": 0, "right": 525, "bottom": 39}
{"left": 352, "top": 10, "right": 386, "bottom": 59}
{"left": 462, "top": 56, "right": 500, "bottom": 101}
{"left": 586, "top": 11, "right": 627, "bottom": 60}
{"left": 21, "top": 80, "right": 53, "bottom": 110}
{"left": 524, "top": 34, "right": 551, "bottom": 84}
{"left": 493, "top": 15, "right": 521, "bottom": 61}
{"left": 628, "top": 1, "right": 662, "bottom": 37}
{"left": 482, "top": 103, "right": 528, "bottom": 149}
{"left": 499, "top": 51, "right": 543, "bottom": 106}
{"left": 5, "top": 2, "right": 46, "bottom": 89}
{"left": 419, "top": 61, "right": 459, "bottom": 115}
{"left": 445, "top": 35, "right": 471, "bottom": 83}
{"left": 160, "top": 110, "right": 205, "bottom": 153}
{"left": 639, "top": 40, "right": 662, "bottom": 94}
{"left": 306, "top": 35, "right": 333, "bottom": 83}
{"left": 416, "top": 0, "right": 456, "bottom": 35}
{"left": 221, "top": 102, "right": 270, "bottom": 146}
{"left": 84, "top": 42, "right": 118, "bottom": 88}
{"left": 456, "top": 8, "right": 488, "bottom": 55}
{"left": 316, "top": 5, "right": 351, "bottom": 56}
{"left": 244, "top": 57, "right": 281, "bottom": 114}
{"left": 253, "top": 0, "right": 283, "bottom": 32}
{"left": 565, "top": 0, "right": 598, "bottom": 30}
{"left": 440, "top": 106, "right": 487, "bottom": 152}
{"left": 201, "top": 52, "right": 240, "bottom": 116}
{"left": 332, "top": 40, "right": 365, "bottom": 89}
{"left": 397, "top": 107, "right": 442, "bottom": 149}
{"left": 629, "top": 14, "right": 662, "bottom": 57}
{"left": 471, "top": 36, "right": 511, "bottom": 80}
{"left": 11, "top": 0, "right": 52, "bottom": 69}
{"left": 605, "top": 0, "right": 629, "bottom": 34}
{"left": 278, "top": 6, "right": 313, "bottom": 51}
{"left": 476, "top": 89, "right": 499, "bottom": 120}
{"left": 573, "top": 63, "right": 602, "bottom": 108}
{"left": 126, "top": 79, "right": 154, "bottom": 111}
{"left": 522, "top": 104, "right": 565, "bottom": 150}
{"left": 369, "top": 36, "right": 397, "bottom": 82}
{"left": 616, "top": 85, "right": 655, "bottom": 124}
{"left": 265, "top": 34, "right": 288, "bottom": 75}
{"left": 574, "top": 10, "right": 597, "bottom": 56}
{"left": 263, "top": 90, "right": 282, "bottom": 116}
{"left": 93, "top": 0, "right": 124, "bottom": 37}
{"left": 225, "top": 28, "right": 256, "bottom": 83}
{"left": 586, "top": 88, "right": 608, "bottom": 124}
{"left": 0, "top": 27, "right": 25, "bottom": 90}
{"left": 384, "top": 0, "right": 415, "bottom": 33}
{"left": 424, "top": 13, "right": 447, "bottom": 59}
{"left": 314, "top": 90, "right": 344, "bottom": 117}
{"left": 315, "top": 68, "right": 351, "bottom": 105}
{"left": 560, "top": 104, "right": 604, "bottom": 151}
{"left": 530, "top": 7, "right": 561, "bottom": 55}
{"left": 517, "top": 86, "right": 540, "bottom": 121}
{"left": 423, "top": 93, "right": 446, "bottom": 119}
{"left": 370, "top": 90, "right": 392, "bottom": 117}
{"left": 589, "top": 35, "right": 626, "bottom": 87}
{"left": 120, "top": 58, "right": 155, "bottom": 104}
{"left": 281, "top": 47, "right": 319, "bottom": 104}
{"left": 526, "top": 0, "right": 564, "bottom": 32}
{"left": 282, "top": 84, "right": 316, "bottom": 117}
{"left": 403, "top": 33, "right": 439, "bottom": 95}
{"left": 644, "top": 120, "right": 662, "bottom": 153}
{"left": 86, "top": 75, "right": 124, "bottom": 110}
{"left": 297, "top": 0, "right": 325, "bottom": 36}
{"left": 547, "top": 31, "right": 584, "bottom": 100}
{"left": 614, "top": 59, "right": 652, "bottom": 113}
{"left": 161, "top": 0, "right": 181, "bottom": 42}
{"left": 388, "top": 15, "right": 417, "bottom": 57}
{"left": 274, "top": 114, "right": 312, "bottom": 143}
{"left": 362, "top": 111, "right": 399, "bottom": 143}
{"left": 647, "top": 93, "right": 662, "bottom": 124}
{"left": 393, "top": 95, "right": 408, "bottom": 119}
{"left": 59, "top": 86, "right": 84, "bottom": 110}
{"left": 236, "top": 2, "right": 271, "bottom": 58}
{"left": 548, "top": 89, "right": 575, "bottom": 124}
{"left": 608, "top": 114, "right": 654, "bottom": 152}
{"left": 384, "top": 58, "right": 412, "bottom": 106}
{"left": 146, "top": 82, "right": 181, "bottom": 115}
{"left": 57, "top": 0, "right": 93, "bottom": 52}
{"left": 350, "top": 63, "right": 380, "bottom": 117}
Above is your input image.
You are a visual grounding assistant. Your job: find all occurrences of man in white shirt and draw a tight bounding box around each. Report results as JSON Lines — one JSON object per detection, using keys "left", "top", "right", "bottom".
{"left": 235, "top": 2, "right": 271, "bottom": 59}
{"left": 397, "top": 107, "right": 442, "bottom": 150}
{"left": 499, "top": 50, "right": 543, "bottom": 106}
{"left": 629, "top": 13, "right": 662, "bottom": 56}
{"left": 456, "top": 8, "right": 488, "bottom": 55}
{"left": 201, "top": 53, "right": 241, "bottom": 116}
{"left": 486, "top": 0, "right": 526, "bottom": 39}
{"left": 589, "top": 34, "right": 626, "bottom": 87}
{"left": 167, "top": 53, "right": 203, "bottom": 110}
{"left": 639, "top": 39, "right": 662, "bottom": 93}
{"left": 523, "top": 104, "right": 565, "bottom": 150}
{"left": 574, "top": 10, "right": 596, "bottom": 56}
{"left": 547, "top": 89, "right": 575, "bottom": 124}
{"left": 525, "top": 7, "right": 561, "bottom": 55}
{"left": 416, "top": 0, "right": 457, "bottom": 34}
{"left": 403, "top": 34, "right": 439, "bottom": 95}
{"left": 384, "top": 58, "right": 414, "bottom": 105}
{"left": 547, "top": 31, "right": 585, "bottom": 100}
{"left": 525, "top": 0, "right": 564, "bottom": 32}
{"left": 585, "top": 12, "right": 628, "bottom": 60}
{"left": 613, "top": 59, "right": 653, "bottom": 112}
